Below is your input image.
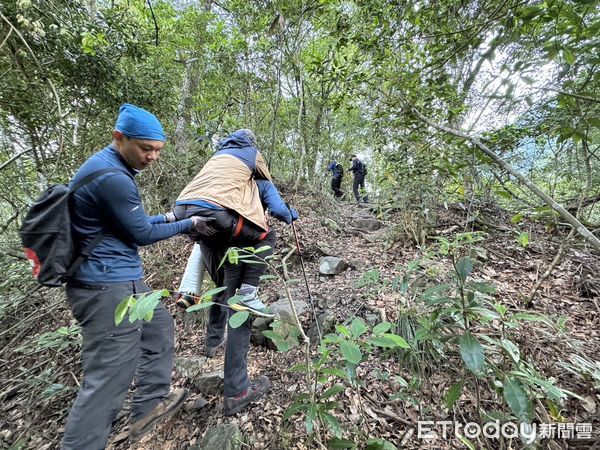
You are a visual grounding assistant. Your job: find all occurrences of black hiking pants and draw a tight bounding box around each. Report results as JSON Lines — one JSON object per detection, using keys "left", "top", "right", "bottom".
{"left": 331, "top": 176, "right": 343, "bottom": 198}
{"left": 174, "top": 204, "right": 276, "bottom": 397}
{"left": 352, "top": 174, "right": 368, "bottom": 203}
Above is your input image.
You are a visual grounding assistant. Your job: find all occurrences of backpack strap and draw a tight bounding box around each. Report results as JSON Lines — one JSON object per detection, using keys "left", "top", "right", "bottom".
{"left": 65, "top": 233, "right": 105, "bottom": 278}
{"left": 65, "top": 168, "right": 130, "bottom": 279}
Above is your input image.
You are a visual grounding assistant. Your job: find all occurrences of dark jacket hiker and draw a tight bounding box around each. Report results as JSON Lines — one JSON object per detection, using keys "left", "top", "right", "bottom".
{"left": 349, "top": 154, "right": 369, "bottom": 203}
{"left": 174, "top": 128, "right": 298, "bottom": 416}
{"left": 327, "top": 160, "right": 344, "bottom": 198}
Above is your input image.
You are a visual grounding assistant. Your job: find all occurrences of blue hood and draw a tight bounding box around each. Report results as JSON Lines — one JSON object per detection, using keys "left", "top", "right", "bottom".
{"left": 216, "top": 130, "right": 256, "bottom": 152}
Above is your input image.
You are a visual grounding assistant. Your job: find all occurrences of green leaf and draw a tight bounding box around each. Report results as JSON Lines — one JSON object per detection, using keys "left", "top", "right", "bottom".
{"left": 227, "top": 294, "right": 244, "bottom": 305}
{"left": 420, "top": 284, "right": 452, "bottom": 304}
{"left": 456, "top": 257, "right": 474, "bottom": 283}
{"left": 283, "top": 402, "right": 307, "bottom": 421}
{"left": 305, "top": 404, "right": 317, "bottom": 434}
{"left": 372, "top": 322, "right": 392, "bottom": 335}
{"left": 144, "top": 308, "right": 155, "bottom": 322}
{"left": 227, "top": 249, "right": 239, "bottom": 265}
{"left": 229, "top": 311, "right": 250, "bottom": 328}
{"left": 115, "top": 296, "right": 133, "bottom": 326}
{"left": 509, "top": 312, "right": 554, "bottom": 327}
{"left": 365, "top": 438, "right": 398, "bottom": 450}
{"left": 288, "top": 363, "right": 306, "bottom": 372}
{"left": 262, "top": 330, "right": 283, "bottom": 340}
{"left": 501, "top": 338, "right": 520, "bottom": 363}
{"left": 327, "top": 438, "right": 357, "bottom": 449}
{"left": 458, "top": 435, "right": 476, "bottom": 450}
{"left": 321, "top": 411, "right": 342, "bottom": 438}
{"left": 335, "top": 325, "right": 351, "bottom": 337}
{"left": 367, "top": 336, "right": 397, "bottom": 348}
{"left": 503, "top": 377, "right": 534, "bottom": 422}
{"left": 241, "top": 259, "right": 267, "bottom": 266}
{"left": 511, "top": 213, "right": 524, "bottom": 224}
{"left": 135, "top": 291, "right": 163, "bottom": 321}
{"left": 350, "top": 318, "right": 368, "bottom": 338}
{"left": 382, "top": 333, "right": 410, "bottom": 348}
{"left": 202, "top": 286, "right": 227, "bottom": 298}
{"left": 459, "top": 332, "right": 486, "bottom": 376}
{"left": 563, "top": 48, "right": 575, "bottom": 65}
{"left": 321, "top": 384, "right": 345, "bottom": 398}
{"left": 517, "top": 231, "right": 529, "bottom": 247}
{"left": 495, "top": 189, "right": 513, "bottom": 199}
{"left": 254, "top": 245, "right": 272, "bottom": 253}
{"left": 274, "top": 340, "right": 290, "bottom": 352}
{"left": 186, "top": 301, "right": 214, "bottom": 312}
{"left": 445, "top": 380, "right": 465, "bottom": 409}
{"left": 340, "top": 341, "right": 362, "bottom": 364}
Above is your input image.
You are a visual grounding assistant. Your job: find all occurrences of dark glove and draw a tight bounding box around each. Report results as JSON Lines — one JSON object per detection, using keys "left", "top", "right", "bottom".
{"left": 164, "top": 211, "right": 176, "bottom": 223}
{"left": 190, "top": 216, "right": 218, "bottom": 236}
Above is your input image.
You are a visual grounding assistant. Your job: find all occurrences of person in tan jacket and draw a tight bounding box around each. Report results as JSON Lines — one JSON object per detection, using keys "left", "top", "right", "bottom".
{"left": 173, "top": 129, "right": 297, "bottom": 416}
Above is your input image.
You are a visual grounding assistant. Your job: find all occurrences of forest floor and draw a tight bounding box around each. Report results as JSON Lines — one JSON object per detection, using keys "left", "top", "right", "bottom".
{"left": 1, "top": 185, "right": 599, "bottom": 450}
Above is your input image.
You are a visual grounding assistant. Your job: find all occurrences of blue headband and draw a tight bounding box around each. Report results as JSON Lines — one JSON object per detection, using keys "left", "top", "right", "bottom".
{"left": 114, "top": 103, "right": 166, "bottom": 142}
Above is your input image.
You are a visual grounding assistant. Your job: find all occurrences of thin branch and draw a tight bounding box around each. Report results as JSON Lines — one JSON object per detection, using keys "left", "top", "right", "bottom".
{"left": 0, "top": 148, "right": 33, "bottom": 172}
{"left": 0, "top": 26, "right": 13, "bottom": 50}
{"left": 530, "top": 87, "right": 599, "bottom": 103}
{"left": 146, "top": 0, "right": 159, "bottom": 46}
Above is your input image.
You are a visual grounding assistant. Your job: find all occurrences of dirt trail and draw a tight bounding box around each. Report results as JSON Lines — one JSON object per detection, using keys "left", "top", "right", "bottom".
{"left": 2, "top": 189, "right": 598, "bottom": 449}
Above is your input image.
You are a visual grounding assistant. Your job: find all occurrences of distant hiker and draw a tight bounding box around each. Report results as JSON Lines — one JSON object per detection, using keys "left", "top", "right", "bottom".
{"left": 326, "top": 160, "right": 344, "bottom": 199}
{"left": 348, "top": 154, "right": 369, "bottom": 203}
{"left": 173, "top": 129, "right": 298, "bottom": 416}
{"left": 62, "top": 104, "right": 211, "bottom": 449}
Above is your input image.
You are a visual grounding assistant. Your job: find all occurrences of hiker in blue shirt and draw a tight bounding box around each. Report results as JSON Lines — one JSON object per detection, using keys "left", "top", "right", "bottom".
{"left": 62, "top": 104, "right": 214, "bottom": 449}
{"left": 326, "top": 160, "right": 344, "bottom": 199}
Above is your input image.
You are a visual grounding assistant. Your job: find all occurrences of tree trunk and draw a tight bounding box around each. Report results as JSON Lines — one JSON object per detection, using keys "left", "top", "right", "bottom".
{"left": 174, "top": 61, "right": 195, "bottom": 154}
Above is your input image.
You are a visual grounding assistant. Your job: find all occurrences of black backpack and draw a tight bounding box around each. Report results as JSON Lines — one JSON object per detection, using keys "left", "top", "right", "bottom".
{"left": 20, "top": 168, "right": 123, "bottom": 287}
{"left": 357, "top": 160, "right": 367, "bottom": 176}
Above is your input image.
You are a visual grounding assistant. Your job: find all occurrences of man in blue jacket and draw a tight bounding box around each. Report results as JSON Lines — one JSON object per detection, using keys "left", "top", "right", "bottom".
{"left": 62, "top": 104, "right": 213, "bottom": 449}
{"left": 327, "top": 160, "right": 344, "bottom": 199}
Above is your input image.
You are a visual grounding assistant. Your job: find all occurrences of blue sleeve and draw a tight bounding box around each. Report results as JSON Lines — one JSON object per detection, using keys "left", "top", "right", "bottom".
{"left": 149, "top": 214, "right": 166, "bottom": 224}
{"left": 327, "top": 162, "right": 334, "bottom": 172}
{"left": 257, "top": 180, "right": 292, "bottom": 224}
{"left": 97, "top": 174, "right": 193, "bottom": 246}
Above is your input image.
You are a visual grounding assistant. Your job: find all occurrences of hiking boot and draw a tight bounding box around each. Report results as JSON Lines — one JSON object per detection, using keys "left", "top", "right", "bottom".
{"left": 223, "top": 376, "right": 271, "bottom": 416}
{"left": 237, "top": 284, "right": 275, "bottom": 318}
{"left": 203, "top": 341, "right": 223, "bottom": 358}
{"left": 174, "top": 292, "right": 196, "bottom": 309}
{"left": 129, "top": 388, "right": 188, "bottom": 441}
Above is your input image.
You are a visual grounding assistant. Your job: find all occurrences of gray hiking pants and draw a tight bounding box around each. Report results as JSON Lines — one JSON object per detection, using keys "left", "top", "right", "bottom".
{"left": 62, "top": 280, "right": 174, "bottom": 450}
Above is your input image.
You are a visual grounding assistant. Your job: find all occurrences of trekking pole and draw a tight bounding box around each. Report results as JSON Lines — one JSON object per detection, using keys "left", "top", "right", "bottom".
{"left": 290, "top": 219, "right": 322, "bottom": 340}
